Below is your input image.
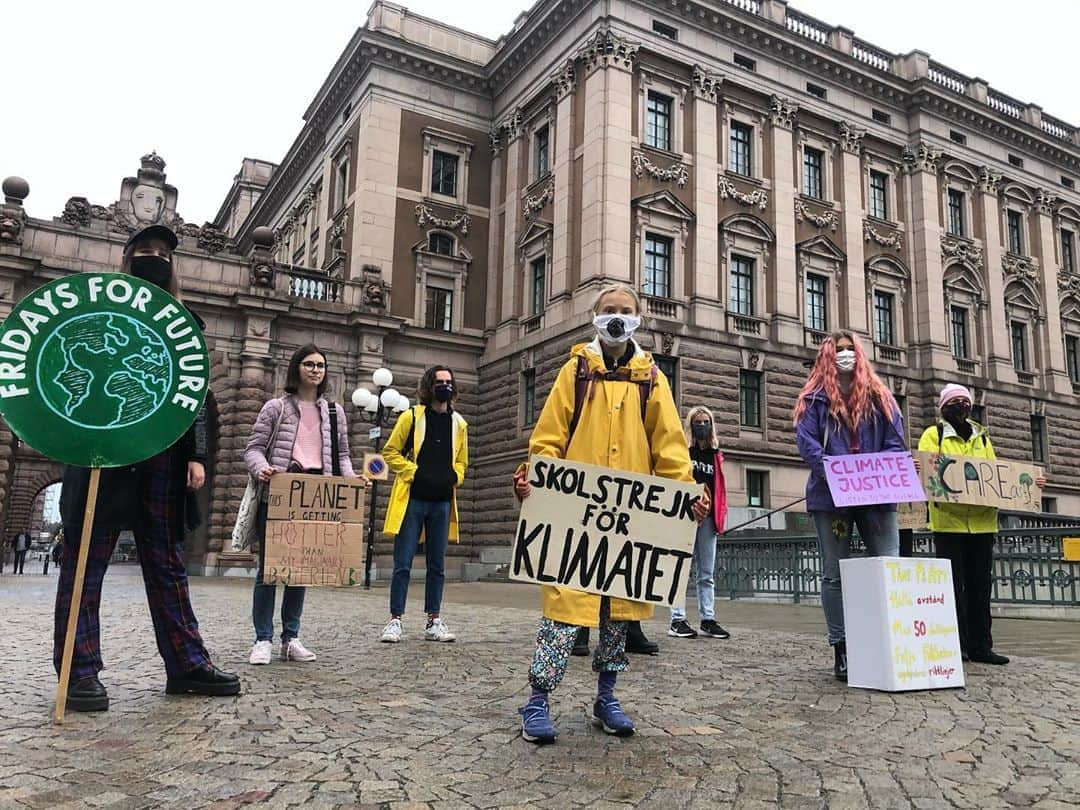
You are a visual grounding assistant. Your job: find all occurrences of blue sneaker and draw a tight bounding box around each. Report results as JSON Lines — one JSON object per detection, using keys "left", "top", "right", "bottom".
{"left": 591, "top": 695, "right": 636, "bottom": 736}
{"left": 519, "top": 696, "right": 557, "bottom": 744}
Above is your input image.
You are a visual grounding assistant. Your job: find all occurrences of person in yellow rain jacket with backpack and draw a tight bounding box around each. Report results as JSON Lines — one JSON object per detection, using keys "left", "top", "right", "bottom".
{"left": 512, "top": 283, "right": 710, "bottom": 744}
{"left": 917, "top": 383, "right": 1045, "bottom": 666}
{"left": 378, "top": 366, "right": 469, "bottom": 644}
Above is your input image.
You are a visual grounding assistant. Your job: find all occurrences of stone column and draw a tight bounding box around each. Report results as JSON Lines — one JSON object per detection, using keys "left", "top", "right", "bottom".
{"left": 548, "top": 60, "right": 577, "bottom": 324}
{"left": 350, "top": 97, "right": 402, "bottom": 279}
{"left": 976, "top": 167, "right": 1012, "bottom": 379}
{"left": 499, "top": 109, "right": 524, "bottom": 329}
{"left": 902, "top": 143, "right": 950, "bottom": 367}
{"left": 690, "top": 66, "right": 723, "bottom": 330}
{"left": 838, "top": 122, "right": 868, "bottom": 335}
{"left": 768, "top": 95, "right": 802, "bottom": 344}
{"left": 1033, "top": 190, "right": 1072, "bottom": 394}
{"left": 577, "top": 29, "right": 638, "bottom": 288}
{"left": 485, "top": 127, "right": 504, "bottom": 332}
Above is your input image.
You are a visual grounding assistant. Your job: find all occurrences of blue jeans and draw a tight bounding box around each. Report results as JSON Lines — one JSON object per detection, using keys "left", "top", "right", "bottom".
{"left": 671, "top": 519, "right": 717, "bottom": 622}
{"left": 390, "top": 498, "right": 451, "bottom": 618}
{"left": 252, "top": 500, "right": 306, "bottom": 643}
{"left": 812, "top": 508, "right": 899, "bottom": 646}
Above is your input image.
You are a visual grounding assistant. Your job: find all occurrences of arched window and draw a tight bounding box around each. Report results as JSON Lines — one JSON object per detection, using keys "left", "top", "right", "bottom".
{"left": 428, "top": 232, "right": 454, "bottom": 256}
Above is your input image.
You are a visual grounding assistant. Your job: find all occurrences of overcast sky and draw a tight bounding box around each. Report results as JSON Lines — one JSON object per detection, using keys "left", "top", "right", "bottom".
{"left": 4, "top": 1, "right": 1078, "bottom": 227}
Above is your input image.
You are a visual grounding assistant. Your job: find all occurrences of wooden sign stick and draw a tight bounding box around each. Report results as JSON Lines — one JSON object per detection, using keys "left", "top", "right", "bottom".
{"left": 54, "top": 467, "right": 101, "bottom": 724}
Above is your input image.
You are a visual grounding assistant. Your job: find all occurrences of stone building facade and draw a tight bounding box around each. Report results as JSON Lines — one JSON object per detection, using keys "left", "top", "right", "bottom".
{"left": 3, "top": 0, "right": 1080, "bottom": 573}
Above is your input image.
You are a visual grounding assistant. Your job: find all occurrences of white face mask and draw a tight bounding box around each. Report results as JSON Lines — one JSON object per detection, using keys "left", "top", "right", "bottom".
{"left": 836, "top": 349, "right": 856, "bottom": 373}
{"left": 593, "top": 313, "right": 641, "bottom": 345}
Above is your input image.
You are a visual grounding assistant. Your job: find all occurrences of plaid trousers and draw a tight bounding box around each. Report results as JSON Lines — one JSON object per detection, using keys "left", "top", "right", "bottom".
{"left": 53, "top": 451, "right": 211, "bottom": 681}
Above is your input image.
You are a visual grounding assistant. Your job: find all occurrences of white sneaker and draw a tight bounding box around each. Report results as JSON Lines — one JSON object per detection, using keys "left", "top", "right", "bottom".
{"left": 424, "top": 617, "right": 456, "bottom": 642}
{"left": 280, "top": 638, "right": 317, "bottom": 662}
{"left": 249, "top": 640, "right": 272, "bottom": 665}
{"left": 380, "top": 618, "right": 403, "bottom": 643}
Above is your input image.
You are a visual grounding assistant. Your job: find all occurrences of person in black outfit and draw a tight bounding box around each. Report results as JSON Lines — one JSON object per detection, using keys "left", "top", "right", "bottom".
{"left": 11, "top": 531, "right": 31, "bottom": 574}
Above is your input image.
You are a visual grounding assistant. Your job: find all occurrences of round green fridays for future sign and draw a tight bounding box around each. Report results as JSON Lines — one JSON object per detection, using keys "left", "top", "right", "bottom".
{"left": 0, "top": 273, "right": 209, "bottom": 468}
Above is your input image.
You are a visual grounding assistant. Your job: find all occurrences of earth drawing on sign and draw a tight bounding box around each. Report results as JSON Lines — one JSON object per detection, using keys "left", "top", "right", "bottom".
{"left": 37, "top": 312, "right": 172, "bottom": 430}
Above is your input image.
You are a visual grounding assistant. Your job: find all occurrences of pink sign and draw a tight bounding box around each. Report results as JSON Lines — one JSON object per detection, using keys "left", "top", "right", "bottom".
{"left": 823, "top": 452, "right": 927, "bottom": 507}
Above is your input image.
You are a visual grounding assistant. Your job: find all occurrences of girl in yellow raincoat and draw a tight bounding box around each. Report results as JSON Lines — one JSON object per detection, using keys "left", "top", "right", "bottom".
{"left": 512, "top": 284, "right": 709, "bottom": 744}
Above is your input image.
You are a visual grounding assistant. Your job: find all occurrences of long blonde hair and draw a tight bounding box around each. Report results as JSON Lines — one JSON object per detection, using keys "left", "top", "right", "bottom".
{"left": 684, "top": 405, "right": 718, "bottom": 448}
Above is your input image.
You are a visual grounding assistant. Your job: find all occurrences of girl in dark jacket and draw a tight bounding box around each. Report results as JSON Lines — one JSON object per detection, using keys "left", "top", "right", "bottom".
{"left": 54, "top": 224, "right": 239, "bottom": 712}
{"left": 793, "top": 330, "right": 905, "bottom": 681}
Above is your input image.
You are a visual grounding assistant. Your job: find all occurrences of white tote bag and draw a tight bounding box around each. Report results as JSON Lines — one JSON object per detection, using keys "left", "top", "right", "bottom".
{"left": 230, "top": 398, "right": 286, "bottom": 551}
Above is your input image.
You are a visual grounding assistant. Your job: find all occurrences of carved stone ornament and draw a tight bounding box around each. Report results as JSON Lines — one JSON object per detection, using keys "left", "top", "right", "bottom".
{"left": 748, "top": 351, "right": 761, "bottom": 369}
{"left": 691, "top": 65, "right": 723, "bottom": 102}
{"left": 0, "top": 212, "right": 22, "bottom": 243}
{"left": 577, "top": 27, "right": 639, "bottom": 73}
{"left": 718, "top": 177, "right": 768, "bottom": 210}
{"left": 415, "top": 203, "right": 470, "bottom": 235}
{"left": 941, "top": 235, "right": 984, "bottom": 270}
{"left": 863, "top": 221, "right": 903, "bottom": 251}
{"left": 196, "top": 224, "right": 227, "bottom": 254}
{"left": 633, "top": 152, "right": 688, "bottom": 187}
{"left": 361, "top": 264, "right": 389, "bottom": 312}
{"left": 901, "top": 142, "right": 942, "bottom": 174}
{"left": 794, "top": 200, "right": 838, "bottom": 231}
{"left": 488, "top": 127, "right": 502, "bottom": 157}
{"left": 661, "top": 333, "right": 675, "bottom": 354}
{"left": 552, "top": 60, "right": 577, "bottom": 99}
{"left": 1002, "top": 254, "right": 1039, "bottom": 287}
{"left": 978, "top": 166, "right": 1002, "bottom": 194}
{"left": 523, "top": 181, "right": 555, "bottom": 218}
{"left": 1058, "top": 270, "right": 1080, "bottom": 299}
{"left": 328, "top": 212, "right": 349, "bottom": 250}
{"left": 1036, "top": 189, "right": 1057, "bottom": 216}
{"left": 60, "top": 196, "right": 93, "bottom": 227}
{"left": 519, "top": 351, "right": 530, "bottom": 371}
{"left": 769, "top": 95, "right": 799, "bottom": 129}
{"left": 838, "top": 121, "right": 865, "bottom": 155}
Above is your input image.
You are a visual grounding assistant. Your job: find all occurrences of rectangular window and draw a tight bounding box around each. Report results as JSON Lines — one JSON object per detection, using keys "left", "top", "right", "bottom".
{"left": 534, "top": 126, "right": 550, "bottom": 179}
{"left": 739, "top": 370, "right": 762, "bottom": 429}
{"left": 733, "top": 53, "right": 756, "bottom": 71}
{"left": 651, "top": 20, "right": 678, "bottom": 39}
{"left": 874, "top": 291, "right": 895, "bottom": 346}
{"left": 428, "top": 232, "right": 454, "bottom": 256}
{"left": 530, "top": 256, "right": 546, "bottom": 316}
{"left": 643, "top": 234, "right": 672, "bottom": 298}
{"left": 431, "top": 151, "right": 459, "bottom": 197}
{"left": 803, "top": 147, "right": 823, "bottom": 200}
{"left": 424, "top": 286, "right": 453, "bottom": 332}
{"left": 872, "top": 108, "right": 891, "bottom": 125}
{"left": 950, "top": 130, "right": 967, "bottom": 145}
{"left": 1062, "top": 176, "right": 1075, "bottom": 189}
{"left": 730, "top": 122, "right": 752, "bottom": 176}
{"left": 869, "top": 170, "right": 889, "bottom": 220}
{"left": 947, "top": 189, "right": 966, "bottom": 236}
{"left": 1007, "top": 210, "right": 1024, "bottom": 254}
{"left": 1030, "top": 415, "right": 1045, "bottom": 463}
{"left": 1011, "top": 320, "right": 1028, "bottom": 371}
{"left": 333, "top": 157, "right": 349, "bottom": 212}
{"left": 1067, "top": 335, "right": 1080, "bottom": 383}
{"left": 523, "top": 369, "right": 537, "bottom": 425}
{"left": 654, "top": 354, "right": 678, "bottom": 406}
{"left": 951, "top": 306, "right": 969, "bottom": 359}
{"left": 806, "top": 82, "right": 827, "bottom": 100}
{"left": 805, "top": 273, "right": 828, "bottom": 332}
{"left": 1042, "top": 497, "right": 1057, "bottom": 514}
{"left": 747, "top": 470, "right": 767, "bottom": 508}
{"left": 730, "top": 254, "right": 754, "bottom": 316}
{"left": 1062, "top": 229, "right": 1075, "bottom": 273}
{"left": 1008, "top": 154, "right": 1024, "bottom": 168}
{"left": 645, "top": 92, "right": 673, "bottom": 152}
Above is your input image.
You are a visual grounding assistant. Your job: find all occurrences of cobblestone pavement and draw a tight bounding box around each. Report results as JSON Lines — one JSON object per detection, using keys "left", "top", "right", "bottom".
{"left": 2, "top": 568, "right": 1078, "bottom": 809}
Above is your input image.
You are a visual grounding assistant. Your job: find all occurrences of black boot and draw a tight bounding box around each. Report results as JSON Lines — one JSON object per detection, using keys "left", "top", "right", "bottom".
{"left": 571, "top": 627, "right": 590, "bottom": 657}
{"left": 833, "top": 640, "right": 848, "bottom": 682}
{"left": 165, "top": 664, "right": 241, "bottom": 696}
{"left": 626, "top": 621, "right": 659, "bottom": 655}
{"left": 67, "top": 676, "right": 109, "bottom": 712}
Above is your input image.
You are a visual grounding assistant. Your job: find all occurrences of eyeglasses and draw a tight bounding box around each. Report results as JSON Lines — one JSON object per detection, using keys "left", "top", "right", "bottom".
{"left": 300, "top": 361, "right": 326, "bottom": 371}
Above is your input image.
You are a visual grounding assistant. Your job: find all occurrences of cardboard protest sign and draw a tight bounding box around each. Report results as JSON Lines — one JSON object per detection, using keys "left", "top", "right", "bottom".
{"left": 509, "top": 456, "right": 702, "bottom": 607}
{"left": 897, "top": 501, "right": 928, "bottom": 531}
{"left": 841, "top": 557, "right": 965, "bottom": 692}
{"left": 263, "top": 474, "right": 365, "bottom": 586}
{"left": 823, "top": 452, "right": 926, "bottom": 507}
{"left": 916, "top": 451, "right": 1043, "bottom": 513}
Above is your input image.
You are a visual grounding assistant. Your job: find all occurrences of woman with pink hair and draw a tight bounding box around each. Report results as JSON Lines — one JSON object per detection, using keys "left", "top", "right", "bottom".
{"left": 793, "top": 330, "right": 906, "bottom": 681}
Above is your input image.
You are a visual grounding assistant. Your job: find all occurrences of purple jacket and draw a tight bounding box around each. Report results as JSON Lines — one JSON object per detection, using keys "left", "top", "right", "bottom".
{"left": 794, "top": 391, "right": 906, "bottom": 512}
{"left": 244, "top": 395, "right": 355, "bottom": 478}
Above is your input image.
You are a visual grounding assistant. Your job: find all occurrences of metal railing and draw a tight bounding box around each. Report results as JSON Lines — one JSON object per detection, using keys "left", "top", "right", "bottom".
{"left": 282, "top": 265, "right": 343, "bottom": 303}
{"left": 715, "top": 527, "right": 1080, "bottom": 606}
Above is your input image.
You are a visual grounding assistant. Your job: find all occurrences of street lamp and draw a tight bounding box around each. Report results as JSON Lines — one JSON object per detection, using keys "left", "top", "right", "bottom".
{"left": 352, "top": 367, "right": 408, "bottom": 589}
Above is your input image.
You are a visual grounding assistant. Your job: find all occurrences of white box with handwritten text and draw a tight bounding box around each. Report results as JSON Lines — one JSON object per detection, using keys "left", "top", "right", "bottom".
{"left": 840, "top": 556, "right": 965, "bottom": 691}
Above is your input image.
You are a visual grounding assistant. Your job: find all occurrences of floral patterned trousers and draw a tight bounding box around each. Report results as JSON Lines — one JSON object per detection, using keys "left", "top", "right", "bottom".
{"left": 528, "top": 596, "right": 629, "bottom": 693}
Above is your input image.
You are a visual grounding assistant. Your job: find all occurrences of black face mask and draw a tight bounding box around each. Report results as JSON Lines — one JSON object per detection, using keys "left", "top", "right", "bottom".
{"left": 942, "top": 402, "right": 972, "bottom": 425}
{"left": 130, "top": 255, "right": 173, "bottom": 289}
{"left": 691, "top": 423, "right": 711, "bottom": 441}
{"left": 433, "top": 383, "right": 454, "bottom": 403}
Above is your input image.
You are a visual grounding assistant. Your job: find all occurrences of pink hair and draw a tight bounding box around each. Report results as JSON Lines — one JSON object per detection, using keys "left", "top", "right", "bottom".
{"left": 792, "top": 331, "right": 897, "bottom": 429}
